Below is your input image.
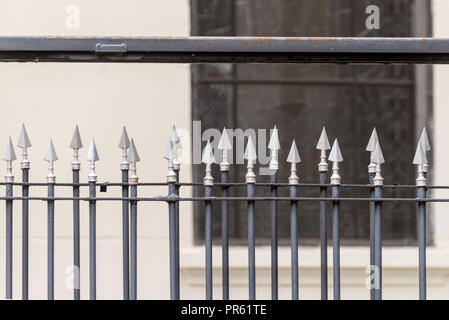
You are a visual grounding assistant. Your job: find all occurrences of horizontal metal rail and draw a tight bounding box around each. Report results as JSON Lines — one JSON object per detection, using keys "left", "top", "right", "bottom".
{"left": 0, "top": 36, "right": 448, "bottom": 63}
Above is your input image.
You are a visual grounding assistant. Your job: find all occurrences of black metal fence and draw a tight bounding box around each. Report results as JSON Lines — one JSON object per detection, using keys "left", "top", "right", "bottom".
{"left": 0, "top": 36, "right": 443, "bottom": 300}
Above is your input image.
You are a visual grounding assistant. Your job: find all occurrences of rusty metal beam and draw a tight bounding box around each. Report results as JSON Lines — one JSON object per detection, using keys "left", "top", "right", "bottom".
{"left": 0, "top": 36, "right": 448, "bottom": 63}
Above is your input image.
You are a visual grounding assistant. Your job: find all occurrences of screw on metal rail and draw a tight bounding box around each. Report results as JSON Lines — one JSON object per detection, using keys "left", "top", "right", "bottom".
{"left": 164, "top": 136, "right": 179, "bottom": 300}
{"left": 169, "top": 126, "right": 181, "bottom": 296}
{"left": 202, "top": 140, "right": 215, "bottom": 300}
{"left": 118, "top": 126, "right": 131, "bottom": 300}
{"left": 44, "top": 139, "right": 58, "bottom": 300}
{"left": 287, "top": 139, "right": 300, "bottom": 300}
{"left": 17, "top": 124, "right": 31, "bottom": 300}
{"left": 328, "top": 138, "right": 343, "bottom": 300}
{"left": 86, "top": 138, "right": 99, "bottom": 300}
{"left": 316, "top": 126, "right": 330, "bottom": 300}
{"left": 414, "top": 133, "right": 430, "bottom": 300}
{"left": 3, "top": 136, "right": 16, "bottom": 299}
{"left": 366, "top": 127, "right": 379, "bottom": 300}
{"left": 371, "top": 139, "right": 384, "bottom": 300}
{"left": 128, "top": 138, "right": 140, "bottom": 300}
{"left": 70, "top": 125, "right": 83, "bottom": 300}
{"left": 217, "top": 127, "right": 232, "bottom": 300}
{"left": 268, "top": 125, "right": 281, "bottom": 300}
{"left": 244, "top": 135, "right": 257, "bottom": 300}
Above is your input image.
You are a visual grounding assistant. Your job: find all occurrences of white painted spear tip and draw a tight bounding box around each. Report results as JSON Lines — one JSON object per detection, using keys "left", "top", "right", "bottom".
{"left": 201, "top": 140, "right": 216, "bottom": 164}
{"left": 316, "top": 126, "right": 331, "bottom": 150}
{"left": 70, "top": 125, "right": 83, "bottom": 149}
{"left": 118, "top": 126, "right": 130, "bottom": 149}
{"left": 420, "top": 127, "right": 431, "bottom": 152}
{"left": 170, "top": 125, "right": 182, "bottom": 150}
{"left": 366, "top": 127, "right": 379, "bottom": 152}
{"left": 127, "top": 138, "right": 141, "bottom": 163}
{"left": 372, "top": 141, "right": 385, "bottom": 165}
{"left": 163, "top": 137, "right": 175, "bottom": 160}
{"left": 86, "top": 138, "right": 99, "bottom": 161}
{"left": 286, "top": 140, "right": 301, "bottom": 163}
{"left": 413, "top": 140, "right": 428, "bottom": 165}
{"left": 243, "top": 136, "right": 257, "bottom": 162}
{"left": 2, "top": 137, "right": 16, "bottom": 161}
{"left": 44, "top": 139, "right": 58, "bottom": 162}
{"left": 17, "top": 123, "right": 32, "bottom": 148}
{"left": 217, "top": 127, "right": 232, "bottom": 150}
{"left": 268, "top": 125, "right": 281, "bottom": 150}
{"left": 328, "top": 138, "right": 343, "bottom": 162}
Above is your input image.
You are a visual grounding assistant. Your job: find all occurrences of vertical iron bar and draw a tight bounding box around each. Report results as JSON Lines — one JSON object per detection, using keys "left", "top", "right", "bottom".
{"left": 418, "top": 186, "right": 426, "bottom": 300}
{"left": 332, "top": 185, "right": 340, "bottom": 300}
{"left": 221, "top": 171, "right": 229, "bottom": 300}
{"left": 73, "top": 169, "right": 80, "bottom": 300}
{"left": 205, "top": 185, "right": 213, "bottom": 300}
{"left": 270, "top": 172, "right": 278, "bottom": 300}
{"left": 121, "top": 169, "right": 129, "bottom": 300}
{"left": 369, "top": 173, "right": 375, "bottom": 300}
{"left": 174, "top": 170, "right": 180, "bottom": 297}
{"left": 6, "top": 182, "right": 13, "bottom": 299}
{"left": 247, "top": 183, "right": 256, "bottom": 300}
{"left": 168, "top": 182, "right": 178, "bottom": 300}
{"left": 22, "top": 168, "right": 29, "bottom": 300}
{"left": 130, "top": 184, "right": 137, "bottom": 300}
{"left": 89, "top": 182, "right": 96, "bottom": 300}
{"left": 319, "top": 172, "right": 327, "bottom": 300}
{"left": 374, "top": 186, "right": 382, "bottom": 300}
{"left": 290, "top": 185, "right": 298, "bottom": 300}
{"left": 47, "top": 183, "right": 55, "bottom": 300}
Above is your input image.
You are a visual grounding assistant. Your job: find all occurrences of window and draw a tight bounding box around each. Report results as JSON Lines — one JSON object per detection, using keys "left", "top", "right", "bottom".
{"left": 192, "top": 0, "right": 432, "bottom": 245}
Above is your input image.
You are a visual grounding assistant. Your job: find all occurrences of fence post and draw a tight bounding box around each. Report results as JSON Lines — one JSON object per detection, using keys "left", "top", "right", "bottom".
{"left": 165, "top": 138, "right": 178, "bottom": 300}
{"left": 3, "top": 137, "right": 16, "bottom": 299}
{"left": 329, "top": 139, "right": 343, "bottom": 300}
{"left": 366, "top": 127, "right": 378, "bottom": 300}
{"left": 44, "top": 140, "right": 58, "bottom": 300}
{"left": 244, "top": 136, "right": 257, "bottom": 300}
{"left": 18, "top": 124, "right": 31, "bottom": 300}
{"left": 268, "top": 126, "right": 280, "bottom": 300}
{"left": 218, "top": 127, "right": 232, "bottom": 300}
{"left": 128, "top": 138, "right": 140, "bottom": 300}
{"left": 118, "top": 127, "right": 130, "bottom": 300}
{"left": 372, "top": 141, "right": 385, "bottom": 301}
{"left": 287, "top": 140, "right": 300, "bottom": 300}
{"left": 317, "top": 127, "right": 330, "bottom": 300}
{"left": 87, "top": 138, "right": 99, "bottom": 300}
{"left": 70, "top": 125, "right": 83, "bottom": 300}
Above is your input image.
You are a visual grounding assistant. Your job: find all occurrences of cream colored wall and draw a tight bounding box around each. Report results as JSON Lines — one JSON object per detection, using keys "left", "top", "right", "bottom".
{"left": 0, "top": 0, "right": 191, "bottom": 299}
{"left": 1, "top": 0, "right": 449, "bottom": 300}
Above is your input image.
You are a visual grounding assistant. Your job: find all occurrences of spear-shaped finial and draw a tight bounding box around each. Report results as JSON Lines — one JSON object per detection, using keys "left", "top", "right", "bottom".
{"left": 127, "top": 138, "right": 140, "bottom": 185}
{"left": 328, "top": 139, "right": 343, "bottom": 185}
{"left": 244, "top": 136, "right": 257, "bottom": 183}
{"left": 164, "top": 137, "right": 177, "bottom": 183}
{"left": 70, "top": 125, "right": 83, "bottom": 170}
{"left": 170, "top": 126, "right": 182, "bottom": 171}
{"left": 86, "top": 138, "right": 99, "bottom": 182}
{"left": 413, "top": 139, "right": 428, "bottom": 187}
{"left": 287, "top": 140, "right": 301, "bottom": 185}
{"left": 366, "top": 128, "right": 379, "bottom": 174}
{"left": 17, "top": 123, "right": 32, "bottom": 169}
{"left": 419, "top": 127, "right": 431, "bottom": 174}
{"left": 372, "top": 140, "right": 385, "bottom": 186}
{"left": 268, "top": 125, "right": 281, "bottom": 171}
{"left": 118, "top": 126, "right": 130, "bottom": 170}
{"left": 217, "top": 127, "right": 232, "bottom": 172}
{"left": 3, "top": 137, "right": 17, "bottom": 183}
{"left": 44, "top": 139, "right": 58, "bottom": 183}
{"left": 202, "top": 140, "right": 216, "bottom": 186}
{"left": 316, "top": 126, "right": 331, "bottom": 172}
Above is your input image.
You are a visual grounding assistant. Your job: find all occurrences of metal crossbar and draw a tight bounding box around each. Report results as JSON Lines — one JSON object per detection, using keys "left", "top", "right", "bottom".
{"left": 0, "top": 36, "right": 439, "bottom": 300}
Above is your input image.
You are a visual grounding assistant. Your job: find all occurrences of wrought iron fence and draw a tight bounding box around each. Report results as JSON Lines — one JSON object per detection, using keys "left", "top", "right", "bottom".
{"left": 0, "top": 36, "right": 444, "bottom": 300}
